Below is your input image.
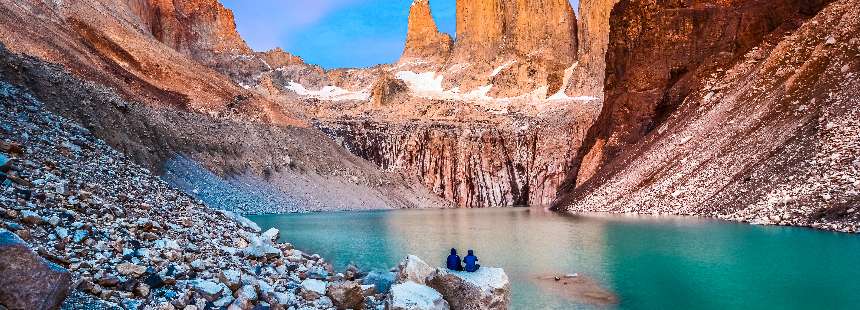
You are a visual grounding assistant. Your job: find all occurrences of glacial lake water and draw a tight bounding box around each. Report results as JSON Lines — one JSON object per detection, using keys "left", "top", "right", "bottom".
{"left": 249, "top": 208, "right": 860, "bottom": 309}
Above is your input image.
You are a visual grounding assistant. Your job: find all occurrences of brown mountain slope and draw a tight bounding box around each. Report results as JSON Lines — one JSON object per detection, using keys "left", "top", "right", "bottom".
{"left": 557, "top": 0, "right": 860, "bottom": 232}
{"left": 568, "top": 0, "right": 831, "bottom": 187}
{"left": 0, "top": 0, "right": 444, "bottom": 211}
{"left": 0, "top": 0, "right": 291, "bottom": 121}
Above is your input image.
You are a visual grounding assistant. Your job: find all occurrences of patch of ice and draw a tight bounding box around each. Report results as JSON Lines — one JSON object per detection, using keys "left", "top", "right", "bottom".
{"left": 286, "top": 82, "right": 369, "bottom": 101}
{"left": 395, "top": 70, "right": 495, "bottom": 101}
{"left": 491, "top": 60, "right": 517, "bottom": 77}
{"left": 395, "top": 71, "right": 446, "bottom": 96}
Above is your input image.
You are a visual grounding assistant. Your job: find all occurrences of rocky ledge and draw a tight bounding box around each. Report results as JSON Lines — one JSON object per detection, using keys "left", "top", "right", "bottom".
{"left": 390, "top": 255, "right": 511, "bottom": 310}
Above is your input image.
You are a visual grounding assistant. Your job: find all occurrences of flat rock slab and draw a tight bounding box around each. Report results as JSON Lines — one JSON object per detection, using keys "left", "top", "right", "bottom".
{"left": 426, "top": 268, "right": 510, "bottom": 310}
{"left": 0, "top": 229, "right": 72, "bottom": 310}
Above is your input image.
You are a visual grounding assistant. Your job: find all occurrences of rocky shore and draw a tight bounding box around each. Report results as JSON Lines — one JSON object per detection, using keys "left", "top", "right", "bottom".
{"left": 0, "top": 81, "right": 388, "bottom": 309}
{"left": 0, "top": 80, "right": 512, "bottom": 309}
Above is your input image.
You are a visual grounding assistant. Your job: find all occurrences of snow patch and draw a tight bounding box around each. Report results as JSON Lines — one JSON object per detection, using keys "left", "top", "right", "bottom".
{"left": 396, "top": 67, "right": 598, "bottom": 105}
{"left": 286, "top": 82, "right": 369, "bottom": 101}
{"left": 547, "top": 63, "right": 598, "bottom": 101}
{"left": 491, "top": 60, "right": 517, "bottom": 77}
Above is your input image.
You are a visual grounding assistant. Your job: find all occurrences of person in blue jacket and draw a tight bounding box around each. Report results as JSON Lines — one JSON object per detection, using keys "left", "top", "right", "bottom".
{"left": 464, "top": 250, "right": 480, "bottom": 272}
{"left": 446, "top": 248, "right": 463, "bottom": 271}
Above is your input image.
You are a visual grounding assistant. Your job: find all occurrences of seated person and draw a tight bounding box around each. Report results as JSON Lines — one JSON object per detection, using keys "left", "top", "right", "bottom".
{"left": 446, "top": 248, "right": 463, "bottom": 271}
{"left": 464, "top": 250, "right": 481, "bottom": 272}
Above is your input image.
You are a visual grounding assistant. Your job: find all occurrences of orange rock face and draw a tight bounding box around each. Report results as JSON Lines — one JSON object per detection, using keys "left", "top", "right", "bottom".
{"left": 402, "top": 0, "right": 453, "bottom": 60}
{"left": 394, "top": 0, "right": 579, "bottom": 98}
{"left": 452, "top": 0, "right": 577, "bottom": 62}
{"left": 128, "top": 0, "right": 252, "bottom": 59}
{"left": 567, "top": 0, "right": 619, "bottom": 97}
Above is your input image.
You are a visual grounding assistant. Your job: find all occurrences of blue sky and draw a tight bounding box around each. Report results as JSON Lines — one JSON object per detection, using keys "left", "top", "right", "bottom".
{"left": 221, "top": 0, "right": 578, "bottom": 69}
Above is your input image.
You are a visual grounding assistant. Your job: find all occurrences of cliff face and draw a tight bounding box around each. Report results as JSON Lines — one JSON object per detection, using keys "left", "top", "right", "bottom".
{"left": 557, "top": 0, "right": 859, "bottom": 232}
{"left": 389, "top": 0, "right": 579, "bottom": 98}
{"left": 566, "top": 0, "right": 619, "bottom": 97}
{"left": 568, "top": 0, "right": 832, "bottom": 187}
{"left": 402, "top": 0, "right": 453, "bottom": 60}
{"left": 128, "top": 0, "right": 251, "bottom": 59}
{"left": 300, "top": 0, "right": 593, "bottom": 208}
{"left": 450, "top": 0, "right": 578, "bottom": 97}
{"left": 317, "top": 118, "right": 592, "bottom": 207}
{"left": 452, "top": 0, "right": 577, "bottom": 62}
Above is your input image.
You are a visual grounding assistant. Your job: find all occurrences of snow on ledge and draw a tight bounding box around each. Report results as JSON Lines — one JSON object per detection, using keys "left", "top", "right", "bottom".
{"left": 286, "top": 82, "right": 370, "bottom": 101}
{"left": 394, "top": 71, "right": 494, "bottom": 101}
{"left": 491, "top": 60, "right": 517, "bottom": 77}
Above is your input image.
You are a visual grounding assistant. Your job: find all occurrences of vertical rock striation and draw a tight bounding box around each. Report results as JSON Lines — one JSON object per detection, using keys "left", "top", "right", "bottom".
{"left": 567, "top": 0, "right": 620, "bottom": 98}
{"left": 452, "top": 0, "right": 577, "bottom": 63}
{"left": 317, "top": 120, "right": 590, "bottom": 208}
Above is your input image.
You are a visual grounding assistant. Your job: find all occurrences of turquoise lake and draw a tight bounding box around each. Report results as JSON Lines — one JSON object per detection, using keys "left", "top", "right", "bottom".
{"left": 249, "top": 208, "right": 860, "bottom": 309}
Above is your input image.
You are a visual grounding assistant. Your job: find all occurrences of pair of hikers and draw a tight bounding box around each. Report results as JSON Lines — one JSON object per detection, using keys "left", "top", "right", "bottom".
{"left": 446, "top": 248, "right": 480, "bottom": 272}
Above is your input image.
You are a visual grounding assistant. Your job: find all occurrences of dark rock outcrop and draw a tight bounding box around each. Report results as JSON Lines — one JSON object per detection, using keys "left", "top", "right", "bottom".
{"left": 371, "top": 71, "right": 411, "bottom": 108}
{"left": 0, "top": 229, "right": 72, "bottom": 310}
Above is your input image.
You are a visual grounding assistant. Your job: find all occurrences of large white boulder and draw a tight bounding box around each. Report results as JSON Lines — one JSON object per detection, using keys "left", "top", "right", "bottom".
{"left": 396, "top": 255, "right": 435, "bottom": 285}
{"left": 301, "top": 278, "right": 328, "bottom": 295}
{"left": 387, "top": 281, "right": 450, "bottom": 310}
{"left": 426, "top": 267, "right": 510, "bottom": 310}
{"left": 240, "top": 231, "right": 282, "bottom": 258}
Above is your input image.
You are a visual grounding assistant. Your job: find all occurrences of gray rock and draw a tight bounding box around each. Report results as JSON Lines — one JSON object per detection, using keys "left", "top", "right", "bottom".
{"left": 218, "top": 269, "right": 242, "bottom": 291}
{"left": 301, "top": 279, "right": 327, "bottom": 295}
{"left": 362, "top": 271, "right": 396, "bottom": 294}
{"left": 238, "top": 284, "right": 258, "bottom": 301}
{"left": 261, "top": 228, "right": 280, "bottom": 242}
{"left": 189, "top": 279, "right": 224, "bottom": 302}
{"left": 272, "top": 291, "right": 296, "bottom": 306}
